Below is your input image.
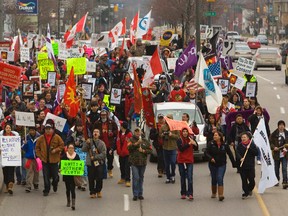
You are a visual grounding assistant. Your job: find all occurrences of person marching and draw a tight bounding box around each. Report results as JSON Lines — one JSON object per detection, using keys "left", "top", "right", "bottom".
{"left": 177, "top": 128, "right": 198, "bottom": 200}
{"left": 128, "top": 128, "right": 152, "bottom": 201}
{"left": 269, "top": 120, "right": 288, "bottom": 188}
{"left": 60, "top": 143, "right": 80, "bottom": 210}
{"left": 236, "top": 132, "right": 258, "bottom": 199}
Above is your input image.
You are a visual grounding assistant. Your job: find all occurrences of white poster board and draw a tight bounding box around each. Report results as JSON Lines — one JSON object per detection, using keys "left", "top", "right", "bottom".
{"left": 110, "top": 88, "right": 122, "bottom": 105}
{"left": 222, "top": 40, "right": 236, "bottom": 56}
{"left": 246, "top": 82, "right": 257, "bottom": 97}
{"left": 86, "top": 62, "right": 97, "bottom": 72}
{"left": 15, "top": 111, "right": 35, "bottom": 127}
{"left": 58, "top": 83, "right": 66, "bottom": 99}
{"left": 92, "top": 32, "right": 110, "bottom": 48}
{"left": 58, "top": 50, "right": 68, "bottom": 60}
{"left": 218, "top": 79, "right": 230, "bottom": 95}
{"left": 234, "top": 76, "right": 246, "bottom": 90}
{"left": 235, "top": 57, "right": 256, "bottom": 75}
{"left": 167, "top": 58, "right": 177, "bottom": 70}
{"left": 0, "top": 136, "right": 22, "bottom": 166}
{"left": 43, "top": 112, "right": 67, "bottom": 132}
{"left": 200, "top": 25, "right": 208, "bottom": 40}
{"left": 88, "top": 78, "right": 96, "bottom": 91}
{"left": 67, "top": 48, "right": 82, "bottom": 58}
{"left": 20, "top": 47, "right": 30, "bottom": 62}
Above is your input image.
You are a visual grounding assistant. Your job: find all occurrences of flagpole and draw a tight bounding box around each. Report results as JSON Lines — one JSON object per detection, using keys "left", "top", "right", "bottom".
{"left": 239, "top": 138, "right": 254, "bottom": 167}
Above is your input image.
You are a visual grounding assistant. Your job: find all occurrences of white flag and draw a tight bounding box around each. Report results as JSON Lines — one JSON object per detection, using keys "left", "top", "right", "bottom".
{"left": 194, "top": 53, "right": 223, "bottom": 114}
{"left": 253, "top": 118, "right": 278, "bottom": 193}
{"left": 46, "top": 24, "right": 57, "bottom": 67}
{"left": 136, "top": 10, "right": 152, "bottom": 38}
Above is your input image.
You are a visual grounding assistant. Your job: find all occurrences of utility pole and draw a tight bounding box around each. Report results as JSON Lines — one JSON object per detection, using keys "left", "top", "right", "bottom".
{"left": 58, "top": 0, "right": 61, "bottom": 38}
{"left": 195, "top": 0, "right": 201, "bottom": 52}
{"left": 208, "top": 3, "right": 211, "bottom": 27}
{"left": 0, "top": 0, "right": 4, "bottom": 41}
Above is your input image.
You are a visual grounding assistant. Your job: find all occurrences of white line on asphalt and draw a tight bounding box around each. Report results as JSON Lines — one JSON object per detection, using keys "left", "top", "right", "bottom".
{"left": 114, "top": 155, "right": 120, "bottom": 168}
{"left": 256, "top": 75, "right": 271, "bottom": 82}
{"left": 273, "top": 87, "right": 277, "bottom": 90}
{"left": 124, "top": 194, "right": 130, "bottom": 211}
{"left": 280, "top": 107, "right": 286, "bottom": 114}
{"left": 276, "top": 94, "right": 280, "bottom": 99}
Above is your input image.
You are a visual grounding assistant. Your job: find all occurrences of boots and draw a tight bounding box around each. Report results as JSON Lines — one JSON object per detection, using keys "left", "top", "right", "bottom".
{"left": 66, "top": 195, "right": 71, "bottom": 207}
{"left": 4, "top": 185, "right": 8, "bottom": 193}
{"left": 218, "top": 186, "right": 224, "bottom": 201}
{"left": 283, "top": 182, "right": 288, "bottom": 189}
{"left": 71, "top": 199, "right": 75, "bottom": 210}
{"left": 8, "top": 182, "right": 13, "bottom": 195}
{"left": 211, "top": 185, "right": 217, "bottom": 198}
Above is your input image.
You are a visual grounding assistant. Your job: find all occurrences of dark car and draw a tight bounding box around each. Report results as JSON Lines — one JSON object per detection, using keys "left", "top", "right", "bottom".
{"left": 280, "top": 43, "right": 288, "bottom": 64}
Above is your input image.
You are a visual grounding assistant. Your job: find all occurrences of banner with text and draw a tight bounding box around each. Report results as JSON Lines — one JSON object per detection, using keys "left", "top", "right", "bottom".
{"left": 67, "top": 57, "right": 87, "bottom": 75}
{"left": 60, "top": 160, "right": 84, "bottom": 176}
{"left": 0, "top": 136, "right": 22, "bottom": 166}
{"left": 0, "top": 62, "right": 22, "bottom": 88}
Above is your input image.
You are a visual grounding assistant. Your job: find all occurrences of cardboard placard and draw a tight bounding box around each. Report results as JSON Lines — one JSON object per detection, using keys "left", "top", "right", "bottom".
{"left": 167, "top": 58, "right": 177, "bottom": 70}
{"left": 47, "top": 71, "right": 57, "bottom": 87}
{"left": 0, "top": 62, "right": 22, "bottom": 88}
{"left": 29, "top": 76, "right": 41, "bottom": 94}
{"left": 110, "top": 88, "right": 122, "bottom": 105}
{"left": 20, "top": 47, "right": 30, "bottom": 62}
{"left": 43, "top": 112, "right": 67, "bottom": 132}
{"left": 218, "top": 78, "right": 230, "bottom": 95}
{"left": 15, "top": 111, "right": 35, "bottom": 127}
{"left": 0, "top": 136, "right": 22, "bottom": 166}
{"left": 67, "top": 57, "right": 87, "bottom": 75}
{"left": 81, "top": 82, "right": 93, "bottom": 100}
{"left": 60, "top": 160, "right": 84, "bottom": 176}
{"left": 39, "top": 59, "right": 55, "bottom": 80}
{"left": 86, "top": 61, "right": 97, "bottom": 72}
{"left": 246, "top": 82, "right": 257, "bottom": 97}
{"left": 235, "top": 57, "right": 256, "bottom": 75}
{"left": 22, "top": 80, "right": 34, "bottom": 98}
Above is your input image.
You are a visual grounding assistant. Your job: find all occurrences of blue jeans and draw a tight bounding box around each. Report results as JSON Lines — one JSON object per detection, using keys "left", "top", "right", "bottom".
{"left": 274, "top": 157, "right": 288, "bottom": 183}
{"left": 131, "top": 165, "right": 146, "bottom": 197}
{"left": 256, "top": 147, "right": 261, "bottom": 161}
{"left": 16, "top": 157, "right": 27, "bottom": 182}
{"left": 163, "top": 149, "right": 177, "bottom": 180}
{"left": 178, "top": 163, "right": 193, "bottom": 196}
{"left": 209, "top": 164, "right": 226, "bottom": 186}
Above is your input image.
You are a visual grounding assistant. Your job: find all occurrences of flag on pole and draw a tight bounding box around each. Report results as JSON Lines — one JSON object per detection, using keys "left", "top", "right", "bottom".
{"left": 150, "top": 47, "right": 162, "bottom": 75}
{"left": 65, "top": 13, "right": 88, "bottom": 48}
{"left": 253, "top": 118, "right": 278, "bottom": 194}
{"left": 13, "top": 29, "right": 22, "bottom": 62}
{"left": 130, "top": 12, "right": 139, "bottom": 45}
{"left": 204, "top": 31, "right": 219, "bottom": 60}
{"left": 174, "top": 40, "right": 197, "bottom": 77}
{"left": 132, "top": 64, "right": 143, "bottom": 114}
{"left": 186, "top": 78, "right": 204, "bottom": 92}
{"left": 109, "top": 17, "right": 126, "bottom": 50}
{"left": 136, "top": 10, "right": 152, "bottom": 38}
{"left": 220, "top": 55, "right": 233, "bottom": 70}
{"left": 194, "top": 53, "right": 222, "bottom": 114}
{"left": 46, "top": 24, "right": 57, "bottom": 68}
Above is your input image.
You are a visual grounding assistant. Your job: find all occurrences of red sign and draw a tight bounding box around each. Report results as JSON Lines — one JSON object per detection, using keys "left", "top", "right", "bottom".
{"left": 0, "top": 62, "right": 22, "bottom": 88}
{"left": 0, "top": 41, "right": 11, "bottom": 51}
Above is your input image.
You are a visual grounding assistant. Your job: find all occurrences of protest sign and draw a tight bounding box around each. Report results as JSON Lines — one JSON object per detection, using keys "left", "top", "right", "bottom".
{"left": 15, "top": 111, "right": 35, "bottom": 127}
{"left": 47, "top": 71, "right": 57, "bottom": 86}
{"left": 29, "top": 76, "right": 41, "bottom": 94}
{"left": 67, "top": 57, "right": 87, "bottom": 75}
{"left": 218, "top": 78, "right": 230, "bottom": 95}
{"left": 22, "top": 80, "right": 34, "bottom": 98}
{"left": 20, "top": 47, "right": 30, "bottom": 62}
{"left": 87, "top": 78, "right": 96, "bottom": 91}
{"left": 160, "top": 30, "right": 174, "bottom": 46}
{"left": 60, "top": 160, "right": 84, "bottom": 176}
{"left": 81, "top": 82, "right": 93, "bottom": 100}
{"left": 37, "top": 52, "right": 48, "bottom": 61}
{"left": 58, "top": 50, "right": 68, "bottom": 60}
{"left": 86, "top": 61, "right": 97, "bottom": 72}
{"left": 52, "top": 43, "right": 59, "bottom": 56}
{"left": 59, "top": 83, "right": 66, "bottom": 99}
{"left": 235, "top": 57, "right": 256, "bottom": 75}
{"left": 91, "top": 32, "right": 109, "bottom": 48}
{"left": 0, "top": 136, "right": 22, "bottom": 166}
{"left": 110, "top": 88, "right": 122, "bottom": 105}
{"left": 167, "top": 58, "right": 177, "bottom": 70}
{"left": 103, "top": 95, "right": 116, "bottom": 112}
{"left": 1, "top": 51, "right": 14, "bottom": 62}
{"left": 43, "top": 112, "right": 67, "bottom": 132}
{"left": 67, "top": 48, "right": 82, "bottom": 58}
{"left": 39, "top": 59, "right": 55, "bottom": 80}
{"left": 229, "top": 73, "right": 246, "bottom": 90}
{"left": 94, "top": 47, "right": 107, "bottom": 57}
{"left": 246, "top": 82, "right": 257, "bottom": 97}
{"left": 0, "top": 62, "right": 22, "bottom": 88}
{"left": 74, "top": 148, "right": 87, "bottom": 176}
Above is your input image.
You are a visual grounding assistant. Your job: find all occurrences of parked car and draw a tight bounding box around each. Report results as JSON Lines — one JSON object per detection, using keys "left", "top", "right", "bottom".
{"left": 225, "top": 31, "right": 239, "bottom": 40}
{"left": 247, "top": 38, "right": 261, "bottom": 49}
{"left": 232, "top": 42, "right": 253, "bottom": 61}
{"left": 148, "top": 102, "right": 207, "bottom": 161}
{"left": 256, "top": 34, "right": 268, "bottom": 45}
{"left": 252, "top": 48, "right": 282, "bottom": 70}
{"left": 285, "top": 57, "right": 288, "bottom": 84}
{"left": 279, "top": 43, "right": 288, "bottom": 64}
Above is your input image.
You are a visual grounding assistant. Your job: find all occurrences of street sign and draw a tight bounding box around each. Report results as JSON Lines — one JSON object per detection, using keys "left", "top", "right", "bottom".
{"left": 222, "top": 40, "right": 235, "bottom": 56}
{"left": 205, "top": 11, "right": 216, "bottom": 17}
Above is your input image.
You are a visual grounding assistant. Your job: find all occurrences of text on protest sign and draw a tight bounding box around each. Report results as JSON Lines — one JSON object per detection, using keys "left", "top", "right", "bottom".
{"left": 52, "top": 43, "right": 59, "bottom": 55}
{"left": 43, "top": 112, "right": 67, "bottom": 132}
{"left": 0, "top": 136, "right": 22, "bottom": 166}
{"left": 86, "top": 61, "right": 97, "bottom": 72}
{"left": 67, "top": 57, "right": 87, "bottom": 75}
{"left": 235, "top": 57, "right": 256, "bottom": 75}
{"left": 0, "top": 62, "right": 22, "bottom": 89}
{"left": 20, "top": 47, "right": 30, "bottom": 62}
{"left": 39, "top": 59, "right": 55, "bottom": 80}
{"left": 15, "top": 111, "right": 35, "bottom": 127}
{"left": 37, "top": 52, "right": 48, "bottom": 61}
{"left": 167, "top": 58, "right": 177, "bottom": 70}
{"left": 60, "top": 160, "right": 84, "bottom": 176}
{"left": 67, "top": 49, "right": 82, "bottom": 58}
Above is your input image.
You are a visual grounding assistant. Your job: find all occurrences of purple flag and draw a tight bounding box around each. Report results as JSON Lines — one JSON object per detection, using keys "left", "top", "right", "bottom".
{"left": 174, "top": 41, "right": 197, "bottom": 77}
{"left": 220, "top": 55, "right": 233, "bottom": 70}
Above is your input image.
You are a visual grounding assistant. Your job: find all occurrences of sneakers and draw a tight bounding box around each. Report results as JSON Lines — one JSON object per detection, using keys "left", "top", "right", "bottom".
{"left": 25, "top": 187, "right": 32, "bottom": 193}
{"left": 138, "top": 196, "right": 144, "bottom": 200}
{"left": 97, "top": 192, "right": 102, "bottom": 198}
{"left": 158, "top": 171, "right": 163, "bottom": 178}
{"left": 53, "top": 185, "right": 58, "bottom": 192}
{"left": 181, "top": 195, "right": 186, "bottom": 199}
{"left": 188, "top": 195, "right": 194, "bottom": 200}
{"left": 242, "top": 193, "right": 249, "bottom": 199}
{"left": 118, "top": 179, "right": 125, "bottom": 184}
{"left": 283, "top": 183, "right": 288, "bottom": 189}
{"left": 165, "top": 179, "right": 171, "bottom": 184}
{"left": 43, "top": 192, "right": 49, "bottom": 196}
{"left": 133, "top": 196, "right": 138, "bottom": 201}
{"left": 171, "top": 177, "right": 175, "bottom": 184}
{"left": 108, "top": 170, "right": 113, "bottom": 178}
{"left": 125, "top": 181, "right": 131, "bottom": 187}
{"left": 248, "top": 191, "right": 253, "bottom": 196}
{"left": 257, "top": 160, "right": 261, "bottom": 165}
{"left": 90, "top": 194, "right": 96, "bottom": 198}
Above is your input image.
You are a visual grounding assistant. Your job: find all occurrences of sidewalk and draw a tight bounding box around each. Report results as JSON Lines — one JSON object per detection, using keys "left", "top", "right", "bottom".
{"left": 0, "top": 161, "right": 3, "bottom": 192}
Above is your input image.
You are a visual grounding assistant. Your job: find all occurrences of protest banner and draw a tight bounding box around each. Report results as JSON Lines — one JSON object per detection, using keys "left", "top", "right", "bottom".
{"left": 59, "top": 83, "right": 66, "bottom": 99}
{"left": 67, "top": 57, "right": 87, "bottom": 75}
{"left": 67, "top": 48, "right": 82, "bottom": 58}
{"left": 37, "top": 52, "right": 48, "bottom": 61}
{"left": 29, "top": 76, "right": 41, "bottom": 94}
{"left": 81, "top": 82, "right": 93, "bottom": 100}
{"left": 0, "top": 136, "right": 22, "bottom": 166}
{"left": 74, "top": 148, "right": 88, "bottom": 176}
{"left": 167, "top": 58, "right": 177, "bottom": 70}
{"left": 39, "top": 59, "right": 55, "bottom": 80}
{"left": 15, "top": 111, "right": 35, "bottom": 127}
{"left": 235, "top": 57, "right": 256, "bottom": 75}
{"left": 229, "top": 73, "right": 246, "bottom": 90}
{"left": 0, "top": 62, "right": 22, "bottom": 89}
{"left": 43, "top": 112, "right": 67, "bottom": 132}
{"left": 58, "top": 50, "right": 68, "bottom": 60}
{"left": 103, "top": 95, "right": 116, "bottom": 112}
{"left": 20, "top": 47, "right": 29, "bottom": 62}
{"left": 60, "top": 160, "right": 84, "bottom": 176}
{"left": 52, "top": 43, "right": 59, "bottom": 56}
{"left": 86, "top": 61, "right": 97, "bottom": 72}
{"left": 246, "top": 82, "right": 257, "bottom": 97}
{"left": 218, "top": 78, "right": 230, "bottom": 95}
{"left": 47, "top": 71, "right": 57, "bottom": 86}
{"left": 110, "top": 88, "right": 122, "bottom": 105}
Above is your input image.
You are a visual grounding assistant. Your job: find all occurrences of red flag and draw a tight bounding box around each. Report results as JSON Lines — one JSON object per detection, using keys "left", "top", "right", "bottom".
{"left": 109, "top": 17, "right": 126, "bottom": 43}
{"left": 142, "top": 28, "right": 153, "bottom": 41}
{"left": 132, "top": 64, "right": 143, "bottom": 114}
{"left": 130, "top": 12, "right": 139, "bottom": 45}
{"left": 119, "top": 37, "right": 126, "bottom": 57}
{"left": 63, "top": 67, "right": 80, "bottom": 117}
{"left": 141, "top": 88, "right": 155, "bottom": 127}
{"left": 150, "top": 47, "right": 162, "bottom": 75}
{"left": 65, "top": 13, "right": 88, "bottom": 48}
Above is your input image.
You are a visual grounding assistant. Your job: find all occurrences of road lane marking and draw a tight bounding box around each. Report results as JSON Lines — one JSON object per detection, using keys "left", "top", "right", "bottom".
{"left": 124, "top": 194, "right": 130, "bottom": 211}
{"left": 256, "top": 75, "right": 271, "bottom": 82}
{"left": 273, "top": 87, "right": 277, "bottom": 90}
{"left": 280, "top": 107, "right": 285, "bottom": 114}
{"left": 114, "top": 155, "right": 120, "bottom": 168}
{"left": 253, "top": 188, "right": 270, "bottom": 216}
{"left": 276, "top": 94, "right": 280, "bottom": 99}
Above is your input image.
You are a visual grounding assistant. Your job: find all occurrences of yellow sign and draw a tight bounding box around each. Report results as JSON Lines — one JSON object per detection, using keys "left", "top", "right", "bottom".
{"left": 67, "top": 57, "right": 87, "bottom": 75}
{"left": 39, "top": 59, "right": 55, "bottom": 80}
{"left": 37, "top": 52, "right": 48, "bottom": 61}
{"left": 103, "top": 95, "right": 116, "bottom": 112}
{"left": 160, "top": 30, "right": 174, "bottom": 47}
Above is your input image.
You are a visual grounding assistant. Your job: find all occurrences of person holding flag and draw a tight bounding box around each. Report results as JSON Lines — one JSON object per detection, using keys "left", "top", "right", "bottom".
{"left": 236, "top": 132, "right": 258, "bottom": 199}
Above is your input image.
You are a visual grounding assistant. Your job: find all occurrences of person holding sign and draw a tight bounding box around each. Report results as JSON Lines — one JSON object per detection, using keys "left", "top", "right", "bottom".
{"left": 236, "top": 132, "right": 258, "bottom": 199}
{"left": 60, "top": 143, "right": 80, "bottom": 211}
{"left": 0, "top": 123, "right": 20, "bottom": 195}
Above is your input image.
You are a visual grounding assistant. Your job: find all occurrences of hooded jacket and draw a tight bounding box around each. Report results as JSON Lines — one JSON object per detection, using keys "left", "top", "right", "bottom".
{"left": 22, "top": 132, "right": 41, "bottom": 159}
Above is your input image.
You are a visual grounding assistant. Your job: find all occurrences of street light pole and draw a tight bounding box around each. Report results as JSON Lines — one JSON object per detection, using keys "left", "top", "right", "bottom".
{"left": 58, "top": 0, "right": 61, "bottom": 38}
{"left": 195, "top": 0, "right": 201, "bottom": 52}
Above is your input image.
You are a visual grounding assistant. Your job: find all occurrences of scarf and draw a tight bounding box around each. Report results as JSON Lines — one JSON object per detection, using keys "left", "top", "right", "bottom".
{"left": 66, "top": 152, "right": 76, "bottom": 160}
